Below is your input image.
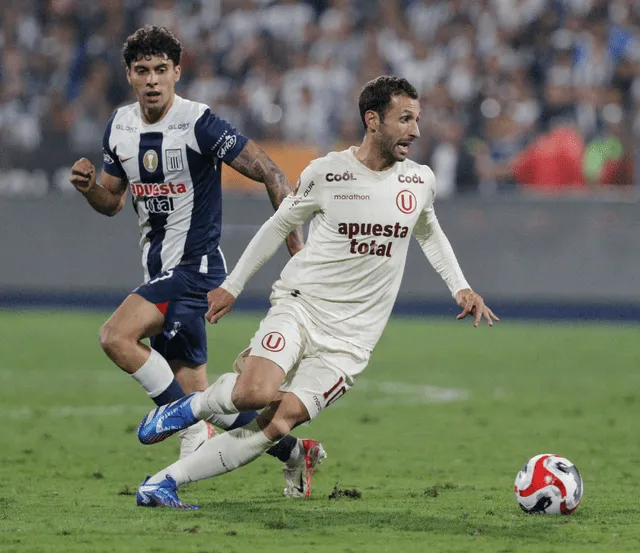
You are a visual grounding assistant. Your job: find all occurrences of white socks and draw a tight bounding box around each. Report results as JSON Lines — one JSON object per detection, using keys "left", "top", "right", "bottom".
{"left": 193, "top": 373, "right": 239, "bottom": 419}
{"left": 206, "top": 412, "right": 244, "bottom": 429}
{"left": 131, "top": 349, "right": 174, "bottom": 398}
{"left": 148, "top": 420, "right": 275, "bottom": 485}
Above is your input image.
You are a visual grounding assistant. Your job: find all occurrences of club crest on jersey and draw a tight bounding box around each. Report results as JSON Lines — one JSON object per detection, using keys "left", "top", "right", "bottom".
{"left": 261, "top": 332, "right": 285, "bottom": 352}
{"left": 143, "top": 150, "right": 159, "bottom": 173}
{"left": 396, "top": 190, "right": 416, "bottom": 214}
{"left": 165, "top": 149, "right": 184, "bottom": 172}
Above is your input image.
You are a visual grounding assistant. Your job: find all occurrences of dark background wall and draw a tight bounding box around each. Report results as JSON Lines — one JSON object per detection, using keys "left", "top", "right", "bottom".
{"left": 1, "top": 194, "right": 638, "bottom": 319}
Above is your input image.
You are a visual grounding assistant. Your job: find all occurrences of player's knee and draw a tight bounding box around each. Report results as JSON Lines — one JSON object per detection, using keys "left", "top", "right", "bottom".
{"left": 232, "top": 377, "right": 279, "bottom": 411}
{"left": 99, "top": 322, "right": 127, "bottom": 358}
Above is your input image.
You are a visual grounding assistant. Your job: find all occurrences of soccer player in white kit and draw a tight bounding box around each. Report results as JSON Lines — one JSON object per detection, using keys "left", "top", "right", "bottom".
{"left": 136, "top": 76, "right": 498, "bottom": 509}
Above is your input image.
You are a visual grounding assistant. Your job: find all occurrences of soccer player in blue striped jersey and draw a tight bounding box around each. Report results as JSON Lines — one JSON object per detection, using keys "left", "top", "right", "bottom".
{"left": 69, "top": 26, "right": 324, "bottom": 498}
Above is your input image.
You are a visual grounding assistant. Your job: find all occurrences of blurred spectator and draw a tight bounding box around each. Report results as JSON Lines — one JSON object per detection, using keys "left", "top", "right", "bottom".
{"left": 583, "top": 104, "right": 636, "bottom": 187}
{"left": 512, "top": 125, "right": 586, "bottom": 193}
{"left": 0, "top": 0, "right": 638, "bottom": 195}
{"left": 427, "top": 118, "right": 479, "bottom": 198}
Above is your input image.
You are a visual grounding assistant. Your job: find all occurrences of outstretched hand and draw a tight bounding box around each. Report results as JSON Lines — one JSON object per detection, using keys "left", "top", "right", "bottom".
{"left": 455, "top": 288, "right": 499, "bottom": 328}
{"left": 206, "top": 287, "right": 237, "bottom": 324}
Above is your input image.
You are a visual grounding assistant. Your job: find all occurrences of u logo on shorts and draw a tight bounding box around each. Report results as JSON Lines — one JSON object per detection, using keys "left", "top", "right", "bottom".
{"left": 261, "top": 332, "right": 286, "bottom": 352}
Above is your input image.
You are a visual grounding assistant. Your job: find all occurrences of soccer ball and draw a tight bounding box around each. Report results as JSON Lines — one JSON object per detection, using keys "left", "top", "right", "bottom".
{"left": 514, "top": 454, "right": 583, "bottom": 514}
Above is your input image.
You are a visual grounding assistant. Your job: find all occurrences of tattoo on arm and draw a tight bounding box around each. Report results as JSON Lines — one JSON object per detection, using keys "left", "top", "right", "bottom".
{"left": 229, "top": 140, "right": 305, "bottom": 254}
{"left": 230, "top": 141, "right": 292, "bottom": 210}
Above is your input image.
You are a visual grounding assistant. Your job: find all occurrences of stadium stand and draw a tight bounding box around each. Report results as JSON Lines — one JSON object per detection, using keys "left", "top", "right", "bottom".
{"left": 0, "top": 0, "right": 638, "bottom": 195}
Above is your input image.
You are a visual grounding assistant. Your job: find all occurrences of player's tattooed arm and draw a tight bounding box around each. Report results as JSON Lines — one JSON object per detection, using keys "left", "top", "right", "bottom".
{"left": 229, "top": 140, "right": 305, "bottom": 255}
{"left": 70, "top": 158, "right": 128, "bottom": 217}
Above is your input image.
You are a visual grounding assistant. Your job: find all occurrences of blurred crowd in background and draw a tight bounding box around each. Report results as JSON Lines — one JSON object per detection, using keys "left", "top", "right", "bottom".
{"left": 0, "top": 0, "right": 639, "bottom": 196}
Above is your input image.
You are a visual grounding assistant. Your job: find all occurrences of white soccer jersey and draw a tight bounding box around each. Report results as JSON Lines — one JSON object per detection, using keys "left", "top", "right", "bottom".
{"left": 102, "top": 95, "right": 247, "bottom": 281}
{"left": 223, "top": 147, "right": 470, "bottom": 350}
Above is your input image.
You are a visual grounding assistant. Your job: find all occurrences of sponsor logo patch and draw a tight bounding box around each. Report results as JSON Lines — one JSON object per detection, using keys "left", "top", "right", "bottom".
{"left": 144, "top": 197, "right": 175, "bottom": 214}
{"left": 103, "top": 149, "right": 114, "bottom": 164}
{"left": 337, "top": 221, "right": 410, "bottom": 258}
{"left": 130, "top": 182, "right": 187, "bottom": 197}
{"left": 398, "top": 174, "right": 424, "bottom": 184}
{"left": 333, "top": 193, "right": 370, "bottom": 201}
{"left": 115, "top": 124, "right": 138, "bottom": 133}
{"left": 326, "top": 171, "right": 357, "bottom": 182}
{"left": 217, "top": 134, "right": 237, "bottom": 159}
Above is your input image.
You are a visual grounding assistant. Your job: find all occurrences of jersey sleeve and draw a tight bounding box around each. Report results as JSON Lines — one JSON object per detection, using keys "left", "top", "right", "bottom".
{"left": 275, "top": 163, "right": 323, "bottom": 226}
{"left": 221, "top": 164, "right": 323, "bottom": 297}
{"left": 102, "top": 111, "right": 126, "bottom": 179}
{"left": 412, "top": 169, "right": 470, "bottom": 297}
{"left": 194, "top": 108, "right": 248, "bottom": 164}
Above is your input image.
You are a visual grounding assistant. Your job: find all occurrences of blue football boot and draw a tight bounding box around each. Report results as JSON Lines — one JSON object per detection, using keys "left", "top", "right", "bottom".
{"left": 137, "top": 392, "right": 200, "bottom": 445}
{"left": 136, "top": 475, "right": 199, "bottom": 510}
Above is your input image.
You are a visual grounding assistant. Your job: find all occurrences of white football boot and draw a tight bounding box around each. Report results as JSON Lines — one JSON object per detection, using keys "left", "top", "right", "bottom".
{"left": 178, "top": 420, "right": 216, "bottom": 460}
{"left": 283, "top": 439, "right": 327, "bottom": 498}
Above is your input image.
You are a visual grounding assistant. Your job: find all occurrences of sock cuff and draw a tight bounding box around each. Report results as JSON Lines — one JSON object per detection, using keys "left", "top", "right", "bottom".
{"left": 230, "top": 419, "right": 276, "bottom": 447}
{"left": 131, "top": 348, "right": 174, "bottom": 398}
{"left": 196, "top": 372, "right": 239, "bottom": 418}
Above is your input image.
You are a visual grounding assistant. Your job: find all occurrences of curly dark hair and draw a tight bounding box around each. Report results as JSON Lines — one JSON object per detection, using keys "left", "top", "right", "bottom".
{"left": 122, "top": 25, "right": 182, "bottom": 68}
{"left": 358, "top": 76, "right": 419, "bottom": 130}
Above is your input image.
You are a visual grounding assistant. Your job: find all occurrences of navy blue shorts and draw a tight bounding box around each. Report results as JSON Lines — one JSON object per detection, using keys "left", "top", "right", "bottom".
{"left": 133, "top": 261, "right": 226, "bottom": 365}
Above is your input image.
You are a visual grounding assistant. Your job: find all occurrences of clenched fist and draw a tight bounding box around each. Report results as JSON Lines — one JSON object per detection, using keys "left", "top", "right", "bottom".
{"left": 70, "top": 158, "right": 97, "bottom": 194}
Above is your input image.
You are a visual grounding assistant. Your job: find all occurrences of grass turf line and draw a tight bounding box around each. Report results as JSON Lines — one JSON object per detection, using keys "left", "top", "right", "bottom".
{"left": 1, "top": 310, "right": 639, "bottom": 552}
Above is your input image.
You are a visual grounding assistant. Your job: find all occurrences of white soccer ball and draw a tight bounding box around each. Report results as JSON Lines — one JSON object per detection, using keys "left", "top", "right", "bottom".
{"left": 514, "top": 454, "right": 583, "bottom": 514}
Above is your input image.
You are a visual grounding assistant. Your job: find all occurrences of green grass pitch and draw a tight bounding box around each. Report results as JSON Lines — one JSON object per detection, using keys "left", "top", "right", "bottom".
{"left": 1, "top": 309, "right": 639, "bottom": 552}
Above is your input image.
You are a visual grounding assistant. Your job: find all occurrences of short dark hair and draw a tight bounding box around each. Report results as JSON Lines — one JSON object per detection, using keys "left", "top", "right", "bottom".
{"left": 122, "top": 26, "right": 182, "bottom": 68}
{"left": 358, "top": 76, "right": 419, "bottom": 130}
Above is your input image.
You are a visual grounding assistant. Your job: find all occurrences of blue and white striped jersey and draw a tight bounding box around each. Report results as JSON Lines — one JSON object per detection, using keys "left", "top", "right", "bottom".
{"left": 102, "top": 95, "right": 247, "bottom": 281}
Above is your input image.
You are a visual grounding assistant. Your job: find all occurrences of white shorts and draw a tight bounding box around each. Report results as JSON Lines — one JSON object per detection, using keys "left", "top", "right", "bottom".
{"left": 234, "top": 300, "right": 370, "bottom": 420}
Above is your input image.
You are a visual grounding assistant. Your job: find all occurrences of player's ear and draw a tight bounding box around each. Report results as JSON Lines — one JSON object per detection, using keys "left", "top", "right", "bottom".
{"left": 174, "top": 65, "right": 181, "bottom": 83}
{"left": 365, "top": 110, "right": 379, "bottom": 133}
{"left": 126, "top": 67, "right": 132, "bottom": 85}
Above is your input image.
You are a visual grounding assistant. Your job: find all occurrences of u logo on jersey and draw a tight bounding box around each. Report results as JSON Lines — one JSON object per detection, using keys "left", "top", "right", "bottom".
{"left": 261, "top": 332, "right": 285, "bottom": 352}
{"left": 143, "top": 150, "right": 159, "bottom": 173}
{"left": 396, "top": 190, "right": 416, "bottom": 214}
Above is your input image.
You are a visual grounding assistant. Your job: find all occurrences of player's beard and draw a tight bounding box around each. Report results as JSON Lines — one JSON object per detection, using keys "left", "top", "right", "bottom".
{"left": 382, "top": 134, "right": 406, "bottom": 164}
{"left": 377, "top": 125, "right": 410, "bottom": 164}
